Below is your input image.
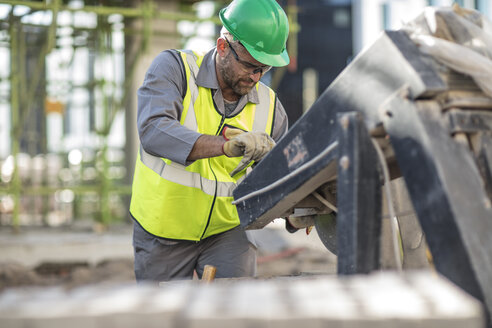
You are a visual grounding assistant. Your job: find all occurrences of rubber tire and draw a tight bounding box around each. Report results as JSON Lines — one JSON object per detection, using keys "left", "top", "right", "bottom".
{"left": 315, "top": 213, "right": 337, "bottom": 255}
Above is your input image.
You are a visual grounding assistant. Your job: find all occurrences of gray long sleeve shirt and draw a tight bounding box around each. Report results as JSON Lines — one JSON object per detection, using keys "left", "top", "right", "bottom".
{"left": 137, "top": 48, "right": 289, "bottom": 166}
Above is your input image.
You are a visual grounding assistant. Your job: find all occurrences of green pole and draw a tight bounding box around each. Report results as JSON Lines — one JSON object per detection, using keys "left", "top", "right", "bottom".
{"left": 100, "top": 143, "right": 111, "bottom": 225}
{"left": 9, "top": 16, "right": 20, "bottom": 231}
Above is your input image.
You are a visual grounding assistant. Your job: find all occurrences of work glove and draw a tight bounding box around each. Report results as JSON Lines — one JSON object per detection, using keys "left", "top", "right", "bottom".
{"left": 222, "top": 126, "right": 245, "bottom": 141}
{"left": 222, "top": 129, "right": 275, "bottom": 176}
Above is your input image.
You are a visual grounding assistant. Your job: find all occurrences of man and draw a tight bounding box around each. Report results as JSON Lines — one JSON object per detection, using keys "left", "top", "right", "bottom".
{"left": 130, "top": 0, "right": 290, "bottom": 282}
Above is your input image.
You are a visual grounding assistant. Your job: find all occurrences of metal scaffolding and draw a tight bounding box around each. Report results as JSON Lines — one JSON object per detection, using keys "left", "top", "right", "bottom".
{"left": 0, "top": 0, "right": 299, "bottom": 230}
{"left": 0, "top": 0, "right": 221, "bottom": 229}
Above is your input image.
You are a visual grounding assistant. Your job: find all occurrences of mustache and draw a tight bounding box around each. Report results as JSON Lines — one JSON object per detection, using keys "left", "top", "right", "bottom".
{"left": 239, "top": 78, "right": 255, "bottom": 84}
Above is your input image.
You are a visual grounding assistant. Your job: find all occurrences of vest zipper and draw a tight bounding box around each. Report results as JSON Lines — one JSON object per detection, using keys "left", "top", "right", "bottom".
{"left": 200, "top": 112, "right": 225, "bottom": 240}
{"left": 200, "top": 158, "right": 218, "bottom": 240}
{"left": 215, "top": 113, "right": 226, "bottom": 135}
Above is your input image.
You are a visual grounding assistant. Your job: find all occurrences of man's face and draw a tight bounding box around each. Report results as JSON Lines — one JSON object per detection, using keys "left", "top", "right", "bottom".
{"left": 218, "top": 38, "right": 271, "bottom": 97}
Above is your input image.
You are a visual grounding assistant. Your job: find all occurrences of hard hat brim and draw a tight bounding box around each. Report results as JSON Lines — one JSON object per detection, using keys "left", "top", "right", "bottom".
{"left": 241, "top": 41, "right": 290, "bottom": 67}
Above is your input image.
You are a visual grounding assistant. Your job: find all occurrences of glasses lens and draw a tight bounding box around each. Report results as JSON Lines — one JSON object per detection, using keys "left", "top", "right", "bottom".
{"left": 248, "top": 64, "right": 271, "bottom": 75}
{"left": 226, "top": 37, "right": 271, "bottom": 75}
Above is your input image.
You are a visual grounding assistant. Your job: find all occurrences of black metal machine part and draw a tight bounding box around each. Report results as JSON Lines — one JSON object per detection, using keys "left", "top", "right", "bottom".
{"left": 336, "top": 112, "right": 382, "bottom": 275}
{"left": 233, "top": 31, "right": 445, "bottom": 227}
{"left": 233, "top": 29, "right": 492, "bottom": 324}
{"left": 382, "top": 96, "right": 492, "bottom": 320}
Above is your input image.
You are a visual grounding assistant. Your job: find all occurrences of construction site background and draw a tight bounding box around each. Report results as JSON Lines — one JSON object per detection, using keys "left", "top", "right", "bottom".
{"left": 0, "top": 0, "right": 489, "bottom": 288}
{"left": 0, "top": 0, "right": 490, "bottom": 230}
{"left": 0, "top": 1, "right": 490, "bottom": 327}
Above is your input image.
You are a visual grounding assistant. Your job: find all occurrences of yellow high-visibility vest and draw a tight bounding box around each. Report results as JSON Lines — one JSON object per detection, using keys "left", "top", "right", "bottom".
{"left": 130, "top": 50, "right": 276, "bottom": 241}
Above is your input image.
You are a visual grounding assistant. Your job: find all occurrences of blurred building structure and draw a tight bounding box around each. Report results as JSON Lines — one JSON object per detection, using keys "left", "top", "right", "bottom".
{"left": 0, "top": 0, "right": 222, "bottom": 228}
{"left": 0, "top": 0, "right": 490, "bottom": 229}
{"left": 277, "top": 0, "right": 491, "bottom": 125}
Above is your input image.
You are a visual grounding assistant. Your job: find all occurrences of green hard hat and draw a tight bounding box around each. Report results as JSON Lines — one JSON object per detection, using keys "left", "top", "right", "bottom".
{"left": 219, "top": 0, "right": 290, "bottom": 67}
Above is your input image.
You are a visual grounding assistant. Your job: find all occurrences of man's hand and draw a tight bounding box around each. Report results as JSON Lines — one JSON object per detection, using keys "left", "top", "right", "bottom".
{"left": 223, "top": 130, "right": 275, "bottom": 176}
{"left": 222, "top": 126, "right": 245, "bottom": 141}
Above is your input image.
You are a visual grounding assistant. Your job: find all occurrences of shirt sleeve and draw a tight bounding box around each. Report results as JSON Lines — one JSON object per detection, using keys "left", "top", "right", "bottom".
{"left": 271, "top": 97, "right": 289, "bottom": 142}
{"left": 137, "top": 50, "right": 202, "bottom": 166}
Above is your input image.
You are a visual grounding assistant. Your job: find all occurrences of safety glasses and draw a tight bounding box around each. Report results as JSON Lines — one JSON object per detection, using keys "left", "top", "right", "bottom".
{"left": 224, "top": 37, "right": 272, "bottom": 76}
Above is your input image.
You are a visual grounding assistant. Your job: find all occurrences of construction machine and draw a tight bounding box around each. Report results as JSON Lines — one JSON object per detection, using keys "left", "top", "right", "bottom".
{"left": 233, "top": 6, "right": 492, "bottom": 325}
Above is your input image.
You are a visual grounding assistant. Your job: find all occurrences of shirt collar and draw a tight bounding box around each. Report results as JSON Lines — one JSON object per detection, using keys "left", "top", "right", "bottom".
{"left": 195, "top": 48, "right": 260, "bottom": 105}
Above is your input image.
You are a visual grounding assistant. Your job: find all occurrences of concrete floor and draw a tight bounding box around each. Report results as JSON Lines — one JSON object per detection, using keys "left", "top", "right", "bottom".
{"left": 0, "top": 270, "right": 484, "bottom": 328}
{"left": 0, "top": 221, "right": 485, "bottom": 328}
{"left": 0, "top": 219, "right": 333, "bottom": 269}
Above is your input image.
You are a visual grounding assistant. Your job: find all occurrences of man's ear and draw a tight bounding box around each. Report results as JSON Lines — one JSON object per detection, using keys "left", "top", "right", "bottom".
{"left": 216, "top": 38, "right": 227, "bottom": 57}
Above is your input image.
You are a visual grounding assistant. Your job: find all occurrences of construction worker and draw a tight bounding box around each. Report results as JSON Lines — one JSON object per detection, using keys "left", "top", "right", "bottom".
{"left": 130, "top": 0, "right": 290, "bottom": 282}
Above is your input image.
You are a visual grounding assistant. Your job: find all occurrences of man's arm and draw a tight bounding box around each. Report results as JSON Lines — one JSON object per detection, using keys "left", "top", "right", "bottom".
{"left": 187, "top": 135, "right": 226, "bottom": 161}
{"left": 138, "top": 50, "right": 203, "bottom": 165}
{"left": 188, "top": 98, "right": 288, "bottom": 162}
{"left": 187, "top": 98, "right": 289, "bottom": 161}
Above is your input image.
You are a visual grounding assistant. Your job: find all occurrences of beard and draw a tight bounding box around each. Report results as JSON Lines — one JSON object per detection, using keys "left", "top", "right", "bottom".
{"left": 219, "top": 55, "right": 256, "bottom": 96}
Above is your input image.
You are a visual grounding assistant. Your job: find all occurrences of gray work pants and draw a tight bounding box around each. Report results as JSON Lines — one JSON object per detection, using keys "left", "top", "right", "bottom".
{"left": 133, "top": 221, "right": 257, "bottom": 282}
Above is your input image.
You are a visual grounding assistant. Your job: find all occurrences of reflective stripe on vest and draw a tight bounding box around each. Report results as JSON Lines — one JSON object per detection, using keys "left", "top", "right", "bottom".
{"left": 252, "top": 82, "right": 276, "bottom": 133}
{"left": 139, "top": 145, "right": 236, "bottom": 197}
{"left": 181, "top": 50, "right": 274, "bottom": 134}
{"left": 182, "top": 50, "right": 199, "bottom": 131}
{"left": 138, "top": 50, "right": 275, "bottom": 198}
{"left": 130, "top": 50, "right": 276, "bottom": 240}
